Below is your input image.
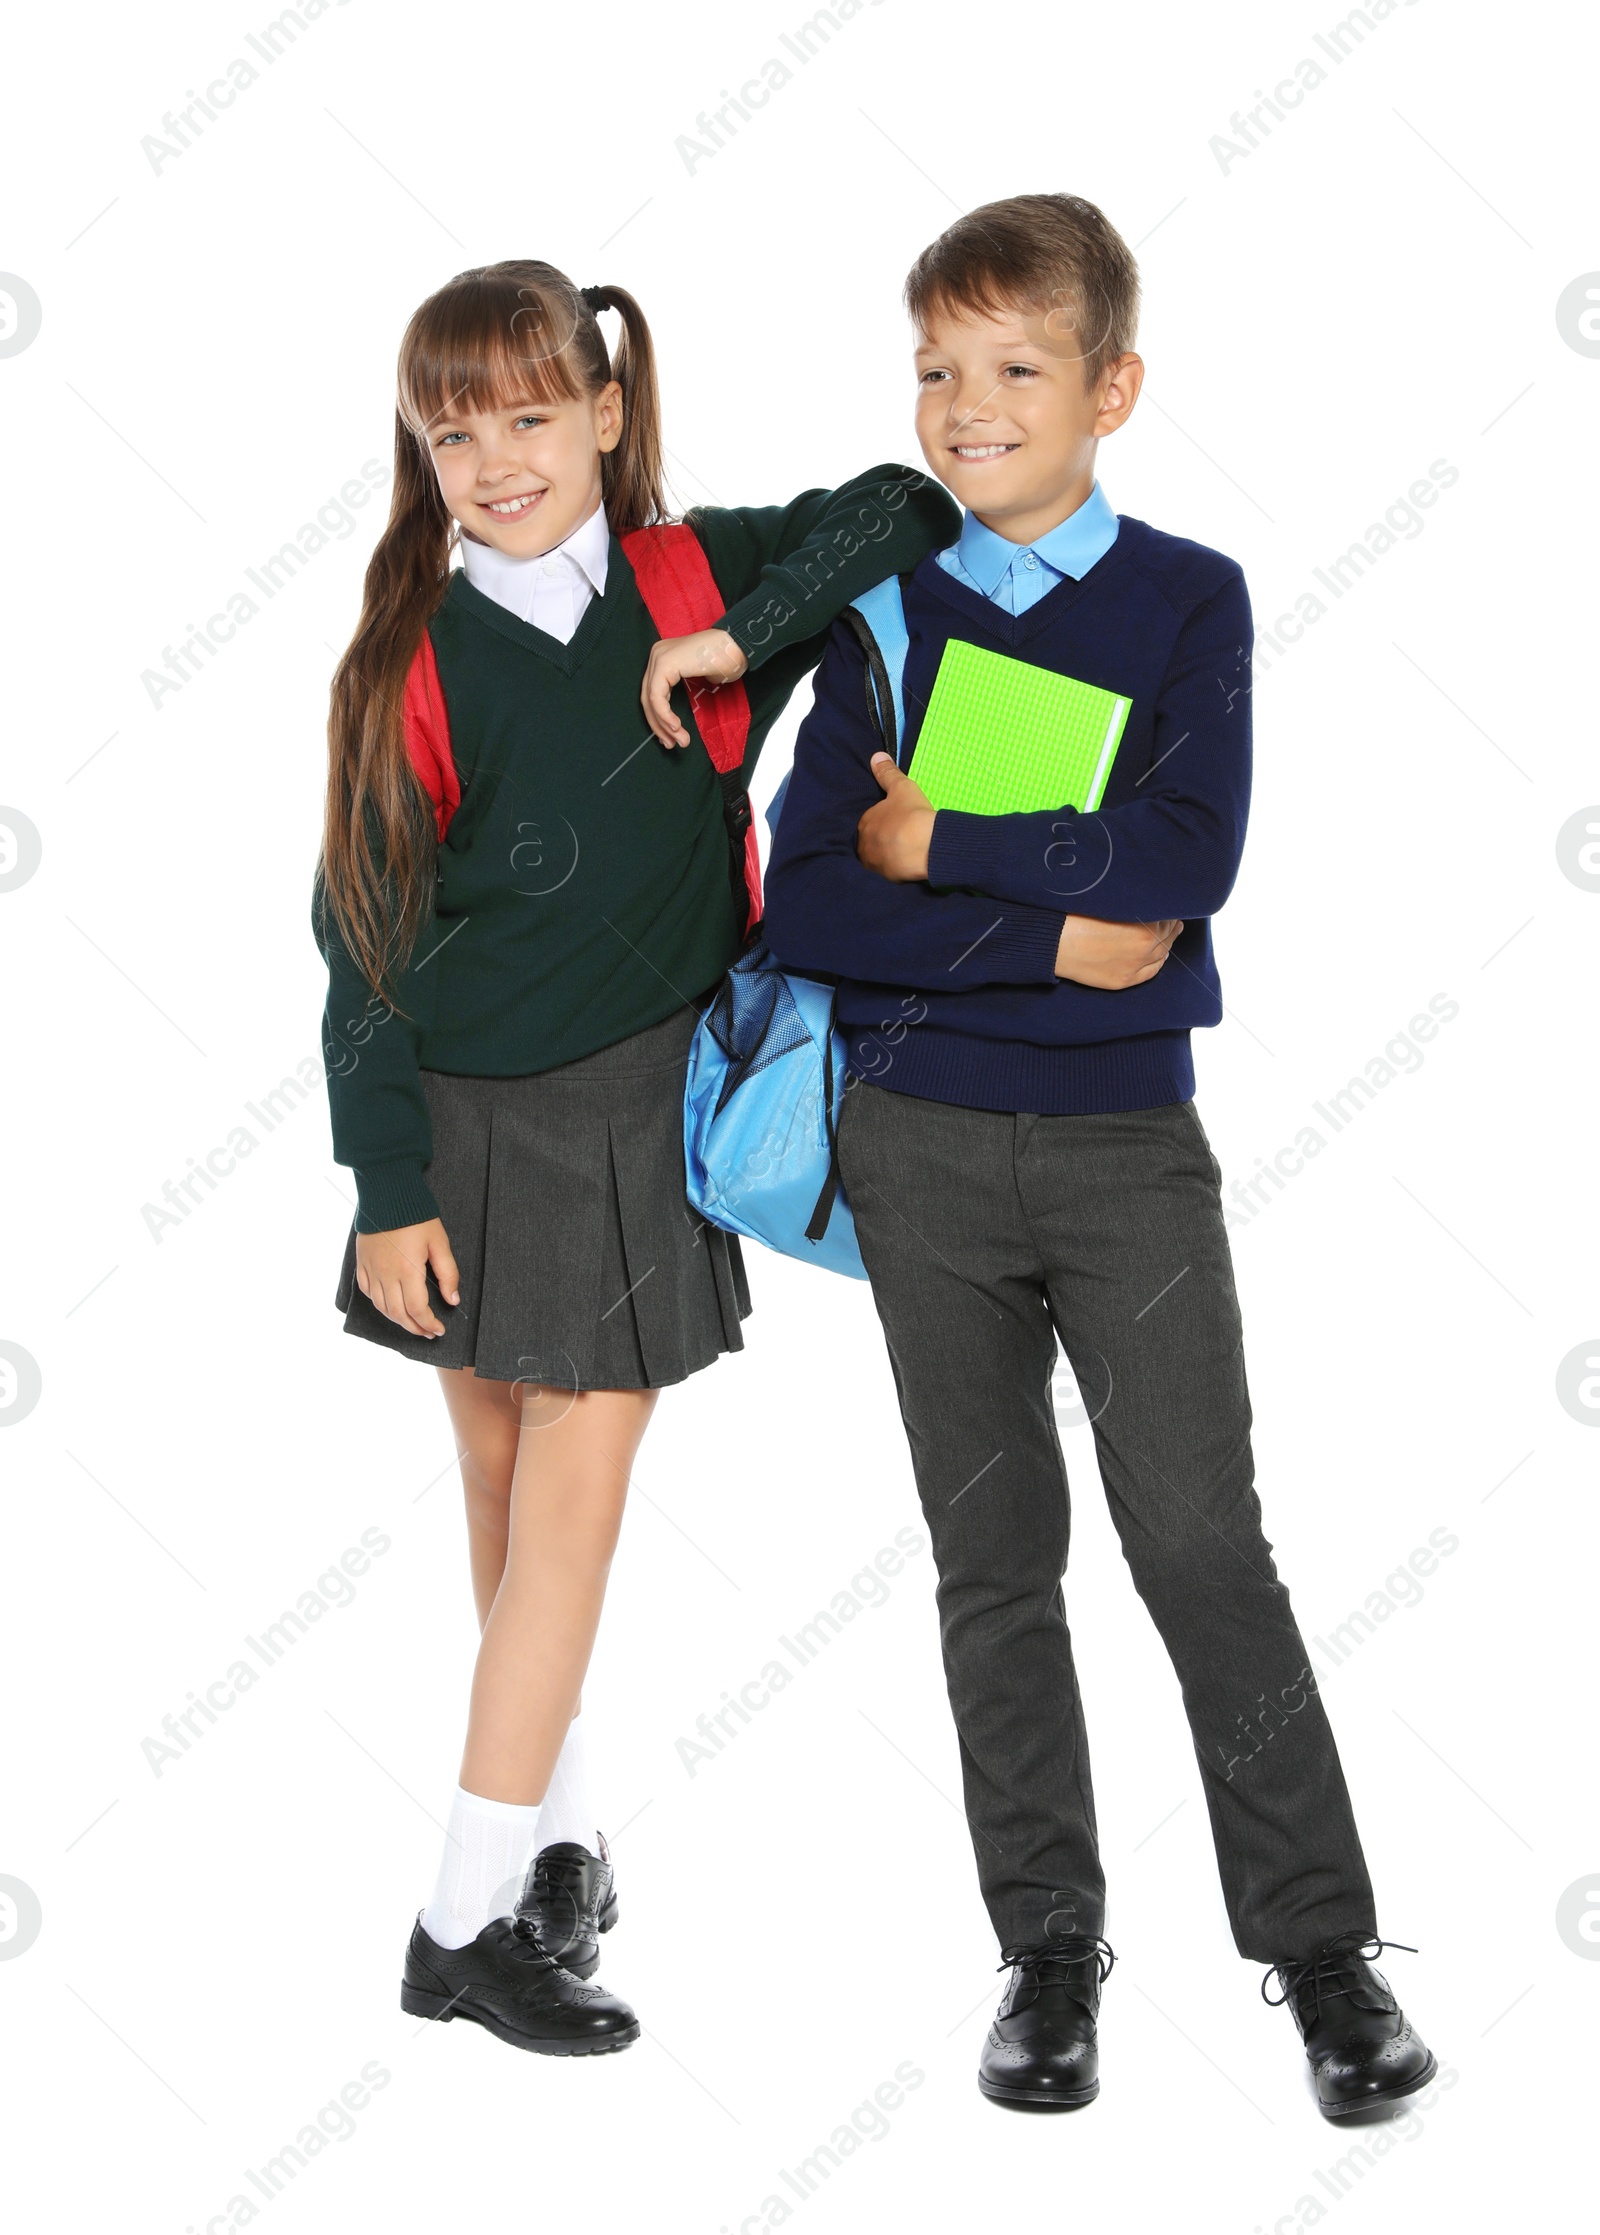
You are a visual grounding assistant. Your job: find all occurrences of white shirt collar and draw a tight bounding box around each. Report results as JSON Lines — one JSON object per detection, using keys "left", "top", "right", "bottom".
{"left": 459, "top": 499, "right": 611, "bottom": 617}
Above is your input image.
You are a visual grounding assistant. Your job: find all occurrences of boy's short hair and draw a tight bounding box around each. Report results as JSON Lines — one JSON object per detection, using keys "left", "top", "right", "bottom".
{"left": 904, "top": 194, "right": 1140, "bottom": 389}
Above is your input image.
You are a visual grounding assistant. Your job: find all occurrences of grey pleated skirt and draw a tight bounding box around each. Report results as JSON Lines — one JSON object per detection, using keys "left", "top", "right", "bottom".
{"left": 334, "top": 998, "right": 750, "bottom": 1389}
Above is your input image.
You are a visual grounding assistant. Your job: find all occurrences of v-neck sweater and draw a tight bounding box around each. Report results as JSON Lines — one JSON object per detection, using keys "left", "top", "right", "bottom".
{"left": 763, "top": 515, "right": 1254, "bottom": 1115}
{"left": 317, "top": 466, "right": 961, "bottom": 1232}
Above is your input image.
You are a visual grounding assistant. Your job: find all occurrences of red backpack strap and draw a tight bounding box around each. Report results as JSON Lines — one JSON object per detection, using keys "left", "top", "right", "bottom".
{"left": 621, "top": 522, "right": 761, "bottom": 932}
{"left": 403, "top": 630, "right": 460, "bottom": 840}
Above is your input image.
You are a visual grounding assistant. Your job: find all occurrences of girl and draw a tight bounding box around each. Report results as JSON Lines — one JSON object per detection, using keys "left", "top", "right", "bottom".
{"left": 316, "top": 259, "right": 956, "bottom": 2058}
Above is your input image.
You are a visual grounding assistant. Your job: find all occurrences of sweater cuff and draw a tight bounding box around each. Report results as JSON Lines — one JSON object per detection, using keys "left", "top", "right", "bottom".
{"left": 352, "top": 1160, "right": 441, "bottom": 1235}
{"left": 946, "top": 907, "right": 1065, "bottom": 986}
{"left": 709, "top": 602, "right": 774, "bottom": 675}
{"left": 929, "top": 808, "right": 1055, "bottom": 902}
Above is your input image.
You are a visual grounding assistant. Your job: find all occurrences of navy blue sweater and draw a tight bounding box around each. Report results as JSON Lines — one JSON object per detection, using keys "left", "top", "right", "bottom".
{"left": 762, "top": 516, "right": 1253, "bottom": 1113}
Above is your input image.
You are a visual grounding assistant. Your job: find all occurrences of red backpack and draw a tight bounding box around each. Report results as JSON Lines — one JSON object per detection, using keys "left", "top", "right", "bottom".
{"left": 621, "top": 523, "right": 761, "bottom": 934}
{"left": 403, "top": 524, "right": 760, "bottom": 934}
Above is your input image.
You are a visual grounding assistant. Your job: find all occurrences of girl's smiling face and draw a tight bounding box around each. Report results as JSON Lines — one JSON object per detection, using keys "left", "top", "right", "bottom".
{"left": 426, "top": 383, "right": 623, "bottom": 557}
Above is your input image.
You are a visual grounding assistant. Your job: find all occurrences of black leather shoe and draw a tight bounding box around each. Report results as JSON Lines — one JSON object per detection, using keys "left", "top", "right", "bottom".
{"left": 400, "top": 1913, "right": 638, "bottom": 2056}
{"left": 1264, "top": 1935, "right": 1436, "bottom": 2116}
{"left": 978, "top": 1937, "right": 1114, "bottom": 2108}
{"left": 514, "top": 1834, "right": 618, "bottom": 1980}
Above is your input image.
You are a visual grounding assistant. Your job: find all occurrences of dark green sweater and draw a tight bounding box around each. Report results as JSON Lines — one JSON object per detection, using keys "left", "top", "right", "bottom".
{"left": 317, "top": 465, "right": 960, "bottom": 1232}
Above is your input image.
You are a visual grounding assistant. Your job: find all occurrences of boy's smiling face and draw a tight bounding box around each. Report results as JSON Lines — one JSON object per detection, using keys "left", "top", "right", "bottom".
{"left": 913, "top": 304, "right": 1143, "bottom": 547}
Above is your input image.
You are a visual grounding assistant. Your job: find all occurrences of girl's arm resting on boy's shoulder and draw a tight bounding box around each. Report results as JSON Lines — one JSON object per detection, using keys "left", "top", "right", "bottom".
{"left": 763, "top": 627, "right": 1066, "bottom": 992}
{"left": 925, "top": 576, "right": 1255, "bottom": 922}
{"left": 692, "top": 463, "right": 960, "bottom": 675}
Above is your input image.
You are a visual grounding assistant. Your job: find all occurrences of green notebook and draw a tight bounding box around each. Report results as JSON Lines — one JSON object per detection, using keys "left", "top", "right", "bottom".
{"left": 909, "top": 639, "right": 1131, "bottom": 814}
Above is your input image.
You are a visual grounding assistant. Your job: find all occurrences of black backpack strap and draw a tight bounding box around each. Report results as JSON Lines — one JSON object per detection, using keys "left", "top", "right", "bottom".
{"left": 804, "top": 991, "right": 845, "bottom": 1244}
{"left": 840, "top": 598, "right": 900, "bottom": 753}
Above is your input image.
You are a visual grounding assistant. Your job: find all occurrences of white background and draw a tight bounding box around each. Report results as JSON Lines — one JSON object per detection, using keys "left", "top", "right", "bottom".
{"left": 1, "top": 1, "right": 1594, "bottom": 2228}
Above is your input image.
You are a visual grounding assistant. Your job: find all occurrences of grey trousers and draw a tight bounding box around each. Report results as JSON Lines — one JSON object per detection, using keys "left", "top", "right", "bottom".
{"left": 837, "top": 1080, "right": 1377, "bottom": 1964}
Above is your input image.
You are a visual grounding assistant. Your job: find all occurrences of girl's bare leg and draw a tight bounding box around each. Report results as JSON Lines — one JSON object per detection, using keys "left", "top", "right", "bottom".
{"left": 440, "top": 1375, "right": 656, "bottom": 1804}
{"left": 437, "top": 1367, "right": 520, "bottom": 1627}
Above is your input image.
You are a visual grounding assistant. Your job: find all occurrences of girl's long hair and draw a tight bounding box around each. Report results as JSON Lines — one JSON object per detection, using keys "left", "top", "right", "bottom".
{"left": 320, "top": 261, "right": 667, "bottom": 997}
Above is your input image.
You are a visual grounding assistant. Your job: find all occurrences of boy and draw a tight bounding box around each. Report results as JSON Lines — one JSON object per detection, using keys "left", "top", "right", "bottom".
{"left": 763, "top": 194, "right": 1434, "bottom": 2116}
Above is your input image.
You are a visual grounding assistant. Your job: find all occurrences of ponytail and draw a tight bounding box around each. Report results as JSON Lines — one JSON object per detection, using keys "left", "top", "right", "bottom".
{"left": 578, "top": 282, "right": 667, "bottom": 536}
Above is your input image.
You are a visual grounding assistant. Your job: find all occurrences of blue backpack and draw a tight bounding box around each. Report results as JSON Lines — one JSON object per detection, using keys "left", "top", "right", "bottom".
{"left": 682, "top": 578, "right": 910, "bottom": 1281}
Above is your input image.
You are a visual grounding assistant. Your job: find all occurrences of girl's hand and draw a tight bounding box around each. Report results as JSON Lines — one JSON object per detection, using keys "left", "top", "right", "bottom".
{"left": 857, "top": 754, "right": 937, "bottom": 882}
{"left": 641, "top": 628, "right": 749, "bottom": 748}
{"left": 355, "top": 1218, "right": 461, "bottom": 1339}
{"left": 1055, "top": 915, "right": 1183, "bottom": 988}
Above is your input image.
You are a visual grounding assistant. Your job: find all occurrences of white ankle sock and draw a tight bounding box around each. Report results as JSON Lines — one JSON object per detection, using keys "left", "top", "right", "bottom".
{"left": 420, "top": 1786, "right": 541, "bottom": 1950}
{"left": 532, "top": 1715, "right": 597, "bottom": 1855}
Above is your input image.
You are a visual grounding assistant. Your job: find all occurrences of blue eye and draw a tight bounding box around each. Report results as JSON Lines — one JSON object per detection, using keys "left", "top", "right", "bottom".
{"left": 437, "top": 430, "right": 467, "bottom": 446}
{"left": 514, "top": 414, "right": 545, "bottom": 429}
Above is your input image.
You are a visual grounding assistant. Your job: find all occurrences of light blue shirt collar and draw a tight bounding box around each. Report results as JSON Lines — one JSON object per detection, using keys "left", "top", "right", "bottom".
{"left": 945, "top": 480, "right": 1119, "bottom": 595}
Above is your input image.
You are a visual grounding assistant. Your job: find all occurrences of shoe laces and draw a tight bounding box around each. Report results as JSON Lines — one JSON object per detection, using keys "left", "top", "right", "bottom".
{"left": 492, "top": 1915, "right": 563, "bottom": 1972}
{"left": 1261, "top": 1933, "right": 1416, "bottom": 2020}
{"left": 1000, "top": 1934, "right": 1116, "bottom": 1989}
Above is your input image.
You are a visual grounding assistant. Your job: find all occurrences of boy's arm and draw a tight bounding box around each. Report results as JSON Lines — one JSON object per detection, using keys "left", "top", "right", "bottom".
{"left": 763, "top": 620, "right": 1069, "bottom": 991}
{"left": 692, "top": 464, "right": 960, "bottom": 680}
{"left": 921, "top": 573, "right": 1253, "bottom": 920}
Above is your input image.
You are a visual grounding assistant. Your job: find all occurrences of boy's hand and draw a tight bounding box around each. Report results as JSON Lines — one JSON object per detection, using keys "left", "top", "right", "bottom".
{"left": 641, "top": 628, "right": 748, "bottom": 748}
{"left": 1055, "top": 915, "right": 1183, "bottom": 988}
{"left": 857, "top": 754, "right": 937, "bottom": 881}
{"left": 354, "top": 1217, "right": 461, "bottom": 1339}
